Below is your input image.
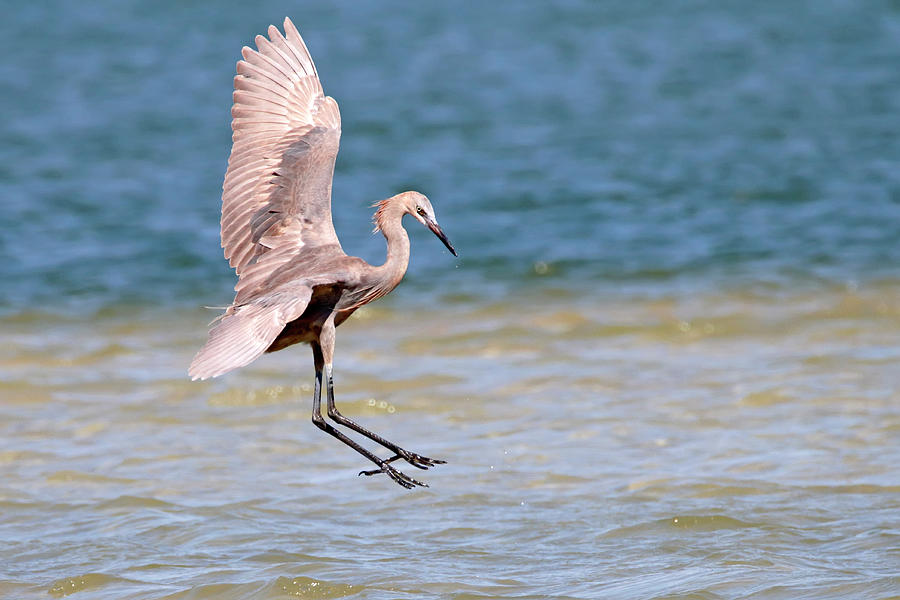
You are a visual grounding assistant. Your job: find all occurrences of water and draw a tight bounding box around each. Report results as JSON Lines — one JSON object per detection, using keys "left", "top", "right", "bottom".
{"left": 2, "top": 1, "right": 899, "bottom": 598}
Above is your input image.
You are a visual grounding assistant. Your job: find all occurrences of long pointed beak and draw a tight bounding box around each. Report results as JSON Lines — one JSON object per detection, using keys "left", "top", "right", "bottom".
{"left": 426, "top": 219, "right": 457, "bottom": 256}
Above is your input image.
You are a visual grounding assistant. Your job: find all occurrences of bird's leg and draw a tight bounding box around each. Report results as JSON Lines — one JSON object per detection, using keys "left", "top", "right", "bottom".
{"left": 318, "top": 317, "right": 445, "bottom": 471}
{"left": 324, "top": 364, "right": 446, "bottom": 471}
{"left": 310, "top": 340, "right": 428, "bottom": 489}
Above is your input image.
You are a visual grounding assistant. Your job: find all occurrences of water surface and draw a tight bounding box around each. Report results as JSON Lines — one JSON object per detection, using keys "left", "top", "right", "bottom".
{"left": 2, "top": 1, "right": 899, "bottom": 598}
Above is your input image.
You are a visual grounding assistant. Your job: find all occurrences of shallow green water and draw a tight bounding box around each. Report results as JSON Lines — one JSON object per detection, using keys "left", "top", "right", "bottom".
{"left": 2, "top": 1, "right": 900, "bottom": 598}
{"left": 3, "top": 285, "right": 899, "bottom": 598}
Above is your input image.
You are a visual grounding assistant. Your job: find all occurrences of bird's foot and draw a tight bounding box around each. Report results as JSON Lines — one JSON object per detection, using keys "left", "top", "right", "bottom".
{"left": 359, "top": 462, "right": 428, "bottom": 489}
{"left": 357, "top": 450, "right": 446, "bottom": 489}
{"left": 391, "top": 449, "right": 447, "bottom": 471}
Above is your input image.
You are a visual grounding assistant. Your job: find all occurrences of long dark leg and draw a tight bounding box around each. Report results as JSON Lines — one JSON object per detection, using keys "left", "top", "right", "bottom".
{"left": 324, "top": 365, "right": 446, "bottom": 472}
{"left": 319, "top": 315, "right": 444, "bottom": 472}
{"left": 310, "top": 335, "right": 428, "bottom": 489}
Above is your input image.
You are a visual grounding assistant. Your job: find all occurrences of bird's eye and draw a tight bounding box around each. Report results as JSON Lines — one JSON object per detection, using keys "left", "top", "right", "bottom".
{"left": 416, "top": 206, "right": 426, "bottom": 216}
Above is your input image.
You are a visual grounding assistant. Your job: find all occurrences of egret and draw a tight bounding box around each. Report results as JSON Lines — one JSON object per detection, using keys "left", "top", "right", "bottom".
{"left": 189, "top": 18, "right": 456, "bottom": 489}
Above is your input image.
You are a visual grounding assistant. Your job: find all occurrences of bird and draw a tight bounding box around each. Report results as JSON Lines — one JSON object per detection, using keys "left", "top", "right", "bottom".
{"left": 188, "top": 18, "right": 457, "bottom": 489}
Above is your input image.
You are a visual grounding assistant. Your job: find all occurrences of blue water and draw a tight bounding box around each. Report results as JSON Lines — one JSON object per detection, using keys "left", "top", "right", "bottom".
{"left": 3, "top": 1, "right": 899, "bottom": 314}
{"left": 2, "top": 2, "right": 900, "bottom": 599}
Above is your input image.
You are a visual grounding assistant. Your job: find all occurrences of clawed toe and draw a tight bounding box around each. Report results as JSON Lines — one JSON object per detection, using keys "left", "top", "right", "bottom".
{"left": 359, "top": 463, "right": 428, "bottom": 489}
{"left": 357, "top": 450, "right": 447, "bottom": 489}
{"left": 398, "top": 450, "right": 447, "bottom": 470}
{"left": 364, "top": 451, "right": 447, "bottom": 471}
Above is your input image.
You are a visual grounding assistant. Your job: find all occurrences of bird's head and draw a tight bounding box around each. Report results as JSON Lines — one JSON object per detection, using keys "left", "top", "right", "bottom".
{"left": 383, "top": 191, "right": 457, "bottom": 256}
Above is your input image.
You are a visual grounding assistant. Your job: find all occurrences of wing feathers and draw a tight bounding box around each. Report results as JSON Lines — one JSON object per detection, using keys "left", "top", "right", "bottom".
{"left": 223, "top": 157, "right": 270, "bottom": 183}
{"left": 193, "top": 18, "right": 345, "bottom": 379}
{"left": 267, "top": 25, "right": 309, "bottom": 76}
{"left": 260, "top": 30, "right": 305, "bottom": 78}
{"left": 232, "top": 92, "right": 288, "bottom": 114}
{"left": 245, "top": 38, "right": 294, "bottom": 83}
{"left": 283, "top": 18, "right": 318, "bottom": 78}
{"left": 189, "top": 287, "right": 313, "bottom": 380}
{"left": 236, "top": 51, "right": 285, "bottom": 88}
{"left": 233, "top": 67, "right": 290, "bottom": 99}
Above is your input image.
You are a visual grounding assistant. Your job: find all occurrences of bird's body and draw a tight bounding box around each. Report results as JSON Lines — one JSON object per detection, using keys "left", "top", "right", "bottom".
{"left": 189, "top": 18, "right": 456, "bottom": 489}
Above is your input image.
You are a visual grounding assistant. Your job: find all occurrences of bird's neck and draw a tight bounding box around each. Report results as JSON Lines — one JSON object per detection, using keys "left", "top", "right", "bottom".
{"left": 378, "top": 214, "right": 410, "bottom": 283}
{"left": 362, "top": 201, "right": 410, "bottom": 305}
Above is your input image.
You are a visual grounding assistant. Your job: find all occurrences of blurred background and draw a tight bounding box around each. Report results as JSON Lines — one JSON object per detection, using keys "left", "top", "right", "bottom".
{"left": 2, "top": 1, "right": 898, "bottom": 598}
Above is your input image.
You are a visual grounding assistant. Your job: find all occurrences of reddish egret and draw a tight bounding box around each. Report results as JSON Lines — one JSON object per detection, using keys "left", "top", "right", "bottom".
{"left": 189, "top": 18, "right": 457, "bottom": 489}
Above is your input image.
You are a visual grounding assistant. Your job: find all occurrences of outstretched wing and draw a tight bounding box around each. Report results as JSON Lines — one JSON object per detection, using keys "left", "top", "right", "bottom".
{"left": 220, "top": 17, "right": 342, "bottom": 281}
